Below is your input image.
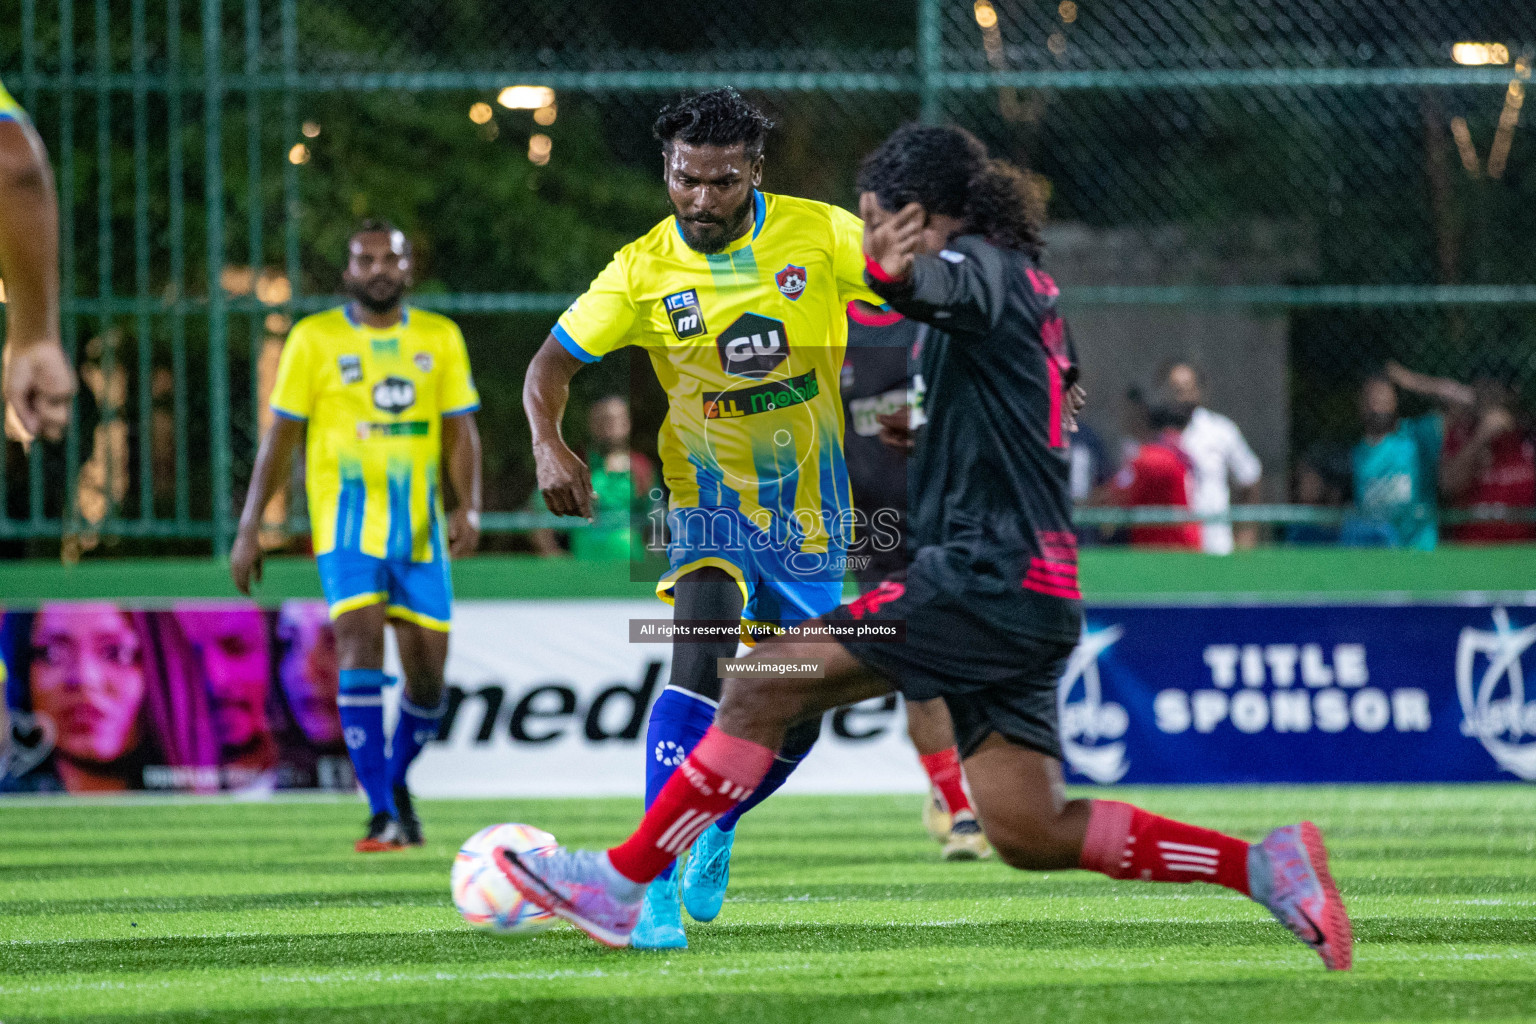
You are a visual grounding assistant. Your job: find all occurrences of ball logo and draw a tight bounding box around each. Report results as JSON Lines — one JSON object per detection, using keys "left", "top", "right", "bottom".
{"left": 775, "top": 264, "right": 807, "bottom": 300}
{"left": 1456, "top": 607, "right": 1536, "bottom": 780}
{"left": 716, "top": 312, "right": 789, "bottom": 378}
{"left": 372, "top": 376, "right": 416, "bottom": 415}
{"left": 1058, "top": 624, "right": 1130, "bottom": 783}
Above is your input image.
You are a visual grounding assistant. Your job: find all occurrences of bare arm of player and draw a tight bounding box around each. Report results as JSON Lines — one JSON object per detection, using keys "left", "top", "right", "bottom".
{"left": 0, "top": 117, "right": 74, "bottom": 443}
{"left": 230, "top": 416, "right": 305, "bottom": 595}
{"left": 523, "top": 335, "right": 596, "bottom": 520}
{"left": 442, "top": 412, "right": 482, "bottom": 558}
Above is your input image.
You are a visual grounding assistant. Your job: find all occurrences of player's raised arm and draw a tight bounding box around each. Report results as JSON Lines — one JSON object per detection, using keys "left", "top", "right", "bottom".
{"left": 0, "top": 97, "right": 75, "bottom": 442}
{"left": 231, "top": 416, "right": 305, "bottom": 594}
{"left": 524, "top": 336, "right": 596, "bottom": 520}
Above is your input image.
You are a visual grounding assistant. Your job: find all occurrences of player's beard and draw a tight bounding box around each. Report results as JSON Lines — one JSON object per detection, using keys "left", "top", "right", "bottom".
{"left": 345, "top": 276, "right": 405, "bottom": 315}
{"left": 674, "top": 193, "right": 754, "bottom": 255}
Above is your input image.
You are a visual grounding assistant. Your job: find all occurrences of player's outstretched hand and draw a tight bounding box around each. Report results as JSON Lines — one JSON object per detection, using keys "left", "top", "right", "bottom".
{"left": 229, "top": 528, "right": 264, "bottom": 596}
{"left": 1064, "top": 383, "right": 1087, "bottom": 435}
{"left": 859, "top": 193, "right": 924, "bottom": 283}
{"left": 3, "top": 342, "right": 76, "bottom": 444}
{"left": 877, "top": 408, "right": 915, "bottom": 453}
{"left": 448, "top": 507, "right": 481, "bottom": 559}
{"left": 534, "top": 440, "right": 597, "bottom": 520}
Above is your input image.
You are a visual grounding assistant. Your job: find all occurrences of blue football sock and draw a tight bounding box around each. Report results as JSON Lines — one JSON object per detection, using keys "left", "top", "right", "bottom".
{"left": 388, "top": 693, "right": 446, "bottom": 791}
{"left": 338, "top": 668, "right": 396, "bottom": 817}
{"left": 644, "top": 686, "right": 717, "bottom": 880}
{"left": 717, "top": 718, "right": 821, "bottom": 832}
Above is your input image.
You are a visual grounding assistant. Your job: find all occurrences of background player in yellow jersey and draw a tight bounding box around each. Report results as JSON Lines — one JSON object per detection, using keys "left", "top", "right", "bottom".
{"left": 523, "top": 89, "right": 882, "bottom": 948}
{"left": 232, "top": 221, "right": 482, "bottom": 851}
{"left": 0, "top": 79, "right": 75, "bottom": 446}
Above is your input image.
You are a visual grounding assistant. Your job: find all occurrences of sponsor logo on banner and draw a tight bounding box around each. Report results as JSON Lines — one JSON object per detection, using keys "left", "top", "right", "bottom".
{"left": 1058, "top": 625, "right": 1129, "bottom": 783}
{"left": 405, "top": 600, "right": 930, "bottom": 797}
{"left": 1456, "top": 607, "right": 1536, "bottom": 780}
{"left": 775, "top": 264, "right": 807, "bottom": 300}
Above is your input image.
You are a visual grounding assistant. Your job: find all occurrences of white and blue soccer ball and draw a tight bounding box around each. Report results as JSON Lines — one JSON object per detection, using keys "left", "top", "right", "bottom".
{"left": 451, "top": 823, "right": 560, "bottom": 935}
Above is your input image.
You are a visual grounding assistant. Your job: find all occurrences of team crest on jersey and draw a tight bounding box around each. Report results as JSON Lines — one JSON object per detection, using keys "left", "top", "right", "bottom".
{"left": 338, "top": 355, "right": 362, "bottom": 384}
{"left": 775, "top": 264, "right": 807, "bottom": 300}
{"left": 414, "top": 352, "right": 433, "bottom": 373}
{"left": 372, "top": 376, "right": 416, "bottom": 415}
{"left": 716, "top": 313, "right": 788, "bottom": 379}
{"left": 663, "top": 289, "right": 706, "bottom": 339}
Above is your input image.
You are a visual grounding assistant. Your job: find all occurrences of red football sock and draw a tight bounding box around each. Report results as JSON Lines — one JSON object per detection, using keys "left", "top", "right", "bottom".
{"left": 1078, "top": 799, "right": 1251, "bottom": 896}
{"left": 918, "top": 748, "right": 972, "bottom": 816}
{"left": 607, "top": 726, "right": 774, "bottom": 884}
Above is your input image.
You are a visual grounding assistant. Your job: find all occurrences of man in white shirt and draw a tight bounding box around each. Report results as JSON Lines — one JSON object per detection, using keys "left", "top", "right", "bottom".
{"left": 1167, "top": 362, "right": 1264, "bottom": 554}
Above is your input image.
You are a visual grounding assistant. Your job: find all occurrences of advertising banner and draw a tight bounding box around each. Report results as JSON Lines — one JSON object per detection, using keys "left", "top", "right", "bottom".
{"left": 403, "top": 600, "right": 927, "bottom": 798}
{"left": 8, "top": 598, "right": 1534, "bottom": 797}
{"left": 1, "top": 602, "right": 355, "bottom": 795}
{"left": 1059, "top": 603, "right": 1536, "bottom": 785}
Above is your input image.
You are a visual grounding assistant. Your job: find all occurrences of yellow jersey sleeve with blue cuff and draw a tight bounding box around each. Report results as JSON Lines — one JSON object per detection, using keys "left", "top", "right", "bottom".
{"left": 553, "top": 253, "right": 639, "bottom": 362}
{"left": 0, "top": 80, "right": 26, "bottom": 123}
{"left": 271, "top": 306, "right": 474, "bottom": 565}
{"left": 437, "top": 320, "right": 481, "bottom": 415}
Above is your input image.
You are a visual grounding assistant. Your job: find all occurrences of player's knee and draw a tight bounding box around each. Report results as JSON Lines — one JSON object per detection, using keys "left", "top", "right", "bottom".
{"left": 716, "top": 675, "right": 794, "bottom": 735}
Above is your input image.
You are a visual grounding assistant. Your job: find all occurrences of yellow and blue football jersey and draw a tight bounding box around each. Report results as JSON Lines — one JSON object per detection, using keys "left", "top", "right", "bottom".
{"left": 555, "top": 191, "right": 880, "bottom": 569}
{"left": 0, "top": 79, "right": 27, "bottom": 123}
{"left": 268, "top": 305, "right": 479, "bottom": 563}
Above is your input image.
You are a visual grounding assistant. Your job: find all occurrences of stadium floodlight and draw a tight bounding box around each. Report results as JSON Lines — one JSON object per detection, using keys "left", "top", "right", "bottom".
{"left": 498, "top": 85, "right": 556, "bottom": 110}
{"left": 1451, "top": 42, "right": 1510, "bottom": 66}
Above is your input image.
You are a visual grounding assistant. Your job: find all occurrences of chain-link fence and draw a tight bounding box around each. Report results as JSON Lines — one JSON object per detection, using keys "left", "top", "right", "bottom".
{"left": 1, "top": 0, "right": 1533, "bottom": 555}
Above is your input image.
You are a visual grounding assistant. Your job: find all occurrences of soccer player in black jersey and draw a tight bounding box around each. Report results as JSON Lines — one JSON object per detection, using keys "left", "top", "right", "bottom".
{"left": 498, "top": 125, "right": 1354, "bottom": 970}
{"left": 842, "top": 301, "right": 988, "bottom": 860}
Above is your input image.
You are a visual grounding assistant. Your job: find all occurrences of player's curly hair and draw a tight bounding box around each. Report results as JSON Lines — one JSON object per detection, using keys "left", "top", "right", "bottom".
{"left": 857, "top": 123, "right": 1044, "bottom": 259}
{"left": 653, "top": 88, "right": 775, "bottom": 161}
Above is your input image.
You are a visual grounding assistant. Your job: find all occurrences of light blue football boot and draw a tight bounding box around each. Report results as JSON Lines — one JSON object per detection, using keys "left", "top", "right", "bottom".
{"left": 630, "top": 871, "right": 687, "bottom": 949}
{"left": 681, "top": 824, "right": 735, "bottom": 922}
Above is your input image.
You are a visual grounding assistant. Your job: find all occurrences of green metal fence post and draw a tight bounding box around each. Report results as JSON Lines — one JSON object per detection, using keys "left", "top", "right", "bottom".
{"left": 132, "top": 0, "right": 152, "bottom": 525}
{"left": 95, "top": 0, "right": 116, "bottom": 536}
{"left": 59, "top": 0, "right": 81, "bottom": 542}
{"left": 204, "top": 0, "right": 231, "bottom": 555}
{"left": 168, "top": 0, "right": 190, "bottom": 528}
{"left": 281, "top": 0, "right": 299, "bottom": 302}
{"left": 918, "top": 0, "right": 941, "bottom": 123}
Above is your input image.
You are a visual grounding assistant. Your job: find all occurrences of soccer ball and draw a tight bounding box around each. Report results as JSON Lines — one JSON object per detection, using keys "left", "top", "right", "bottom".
{"left": 451, "top": 823, "right": 559, "bottom": 935}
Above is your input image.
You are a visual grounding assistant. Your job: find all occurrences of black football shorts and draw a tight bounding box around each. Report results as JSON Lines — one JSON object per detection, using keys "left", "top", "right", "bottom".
{"left": 828, "top": 547, "right": 1077, "bottom": 760}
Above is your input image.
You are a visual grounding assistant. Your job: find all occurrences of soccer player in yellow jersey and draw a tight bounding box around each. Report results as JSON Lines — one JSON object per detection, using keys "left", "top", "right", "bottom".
{"left": 523, "top": 89, "right": 883, "bottom": 948}
{"left": 0, "top": 77, "right": 75, "bottom": 445}
{"left": 232, "top": 221, "right": 482, "bottom": 851}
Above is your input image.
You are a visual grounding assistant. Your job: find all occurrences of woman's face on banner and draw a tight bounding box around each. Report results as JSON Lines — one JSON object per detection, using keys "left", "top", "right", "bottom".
{"left": 177, "top": 609, "right": 271, "bottom": 751}
{"left": 278, "top": 604, "right": 342, "bottom": 745}
{"left": 30, "top": 604, "right": 146, "bottom": 764}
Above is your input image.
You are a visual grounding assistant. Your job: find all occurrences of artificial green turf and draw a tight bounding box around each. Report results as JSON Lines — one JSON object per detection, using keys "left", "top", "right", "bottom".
{"left": 1, "top": 787, "right": 1534, "bottom": 1023}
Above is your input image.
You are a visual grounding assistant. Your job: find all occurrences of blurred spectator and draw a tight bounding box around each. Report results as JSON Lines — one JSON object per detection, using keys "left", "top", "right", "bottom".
{"left": 1284, "top": 444, "right": 1350, "bottom": 546}
{"left": 1093, "top": 386, "right": 1202, "bottom": 550}
{"left": 1352, "top": 374, "right": 1441, "bottom": 550}
{"left": 1069, "top": 420, "right": 1110, "bottom": 545}
{"left": 1165, "top": 362, "right": 1263, "bottom": 554}
{"left": 1387, "top": 362, "right": 1535, "bottom": 544}
{"left": 531, "top": 396, "right": 658, "bottom": 560}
